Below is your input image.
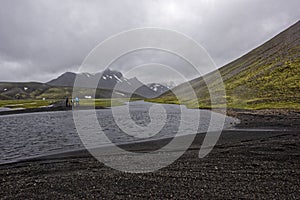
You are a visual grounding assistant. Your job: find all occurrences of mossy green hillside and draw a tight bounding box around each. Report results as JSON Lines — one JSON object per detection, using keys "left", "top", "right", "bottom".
{"left": 154, "top": 21, "right": 300, "bottom": 110}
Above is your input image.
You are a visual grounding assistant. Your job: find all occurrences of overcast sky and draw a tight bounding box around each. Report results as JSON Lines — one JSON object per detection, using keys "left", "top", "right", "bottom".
{"left": 0, "top": 0, "right": 299, "bottom": 84}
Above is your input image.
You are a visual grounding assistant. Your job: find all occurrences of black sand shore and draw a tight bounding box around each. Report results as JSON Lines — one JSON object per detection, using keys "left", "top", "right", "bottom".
{"left": 1, "top": 129, "right": 299, "bottom": 199}
{"left": 0, "top": 109, "right": 299, "bottom": 199}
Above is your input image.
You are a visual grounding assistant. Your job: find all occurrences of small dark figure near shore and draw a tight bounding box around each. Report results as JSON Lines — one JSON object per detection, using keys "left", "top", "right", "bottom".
{"left": 66, "top": 97, "right": 70, "bottom": 108}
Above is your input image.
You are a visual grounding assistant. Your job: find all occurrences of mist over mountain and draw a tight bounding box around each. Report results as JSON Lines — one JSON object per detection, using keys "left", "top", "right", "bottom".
{"left": 1, "top": 20, "right": 299, "bottom": 106}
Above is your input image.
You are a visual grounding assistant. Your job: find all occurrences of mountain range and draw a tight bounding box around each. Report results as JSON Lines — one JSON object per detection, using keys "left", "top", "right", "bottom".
{"left": 0, "top": 69, "right": 169, "bottom": 100}
{"left": 47, "top": 68, "right": 170, "bottom": 98}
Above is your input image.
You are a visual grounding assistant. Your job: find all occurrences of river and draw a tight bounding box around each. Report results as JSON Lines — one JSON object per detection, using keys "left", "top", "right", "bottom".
{"left": 0, "top": 101, "right": 238, "bottom": 164}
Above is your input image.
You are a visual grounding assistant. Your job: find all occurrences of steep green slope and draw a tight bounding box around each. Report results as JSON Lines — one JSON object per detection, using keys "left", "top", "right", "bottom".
{"left": 154, "top": 21, "right": 300, "bottom": 110}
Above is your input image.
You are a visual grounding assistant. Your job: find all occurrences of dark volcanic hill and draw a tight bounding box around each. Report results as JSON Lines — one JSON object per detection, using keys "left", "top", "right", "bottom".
{"left": 47, "top": 72, "right": 77, "bottom": 87}
{"left": 157, "top": 21, "right": 300, "bottom": 109}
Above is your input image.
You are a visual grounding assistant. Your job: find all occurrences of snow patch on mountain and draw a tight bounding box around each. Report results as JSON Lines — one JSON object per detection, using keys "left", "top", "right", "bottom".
{"left": 113, "top": 75, "right": 122, "bottom": 82}
{"left": 147, "top": 83, "right": 169, "bottom": 95}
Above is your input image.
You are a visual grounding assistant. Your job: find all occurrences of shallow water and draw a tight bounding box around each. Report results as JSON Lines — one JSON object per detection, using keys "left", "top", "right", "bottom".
{"left": 0, "top": 107, "right": 11, "bottom": 112}
{"left": 0, "top": 101, "right": 238, "bottom": 164}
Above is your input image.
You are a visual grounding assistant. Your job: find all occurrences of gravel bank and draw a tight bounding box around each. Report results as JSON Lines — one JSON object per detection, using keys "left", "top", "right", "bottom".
{"left": 0, "top": 129, "right": 299, "bottom": 199}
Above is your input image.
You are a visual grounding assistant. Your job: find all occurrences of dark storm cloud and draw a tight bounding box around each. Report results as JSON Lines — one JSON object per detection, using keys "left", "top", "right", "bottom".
{"left": 0, "top": 0, "right": 299, "bottom": 82}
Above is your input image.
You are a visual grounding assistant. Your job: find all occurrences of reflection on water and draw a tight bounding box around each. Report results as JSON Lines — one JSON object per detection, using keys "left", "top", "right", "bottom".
{"left": 0, "top": 101, "right": 238, "bottom": 164}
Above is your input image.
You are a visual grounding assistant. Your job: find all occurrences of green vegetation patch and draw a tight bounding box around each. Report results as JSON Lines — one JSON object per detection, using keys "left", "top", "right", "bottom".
{"left": 0, "top": 100, "right": 56, "bottom": 109}
{"left": 79, "top": 98, "right": 127, "bottom": 107}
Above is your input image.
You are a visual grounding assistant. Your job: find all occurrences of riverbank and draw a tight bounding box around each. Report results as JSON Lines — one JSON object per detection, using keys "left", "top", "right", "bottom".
{"left": 225, "top": 108, "right": 300, "bottom": 128}
{"left": 0, "top": 128, "right": 299, "bottom": 199}
{"left": 0, "top": 98, "right": 130, "bottom": 116}
{"left": 0, "top": 105, "right": 107, "bottom": 116}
